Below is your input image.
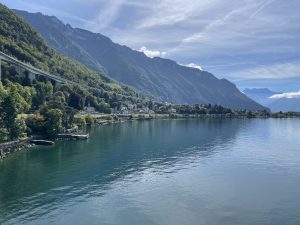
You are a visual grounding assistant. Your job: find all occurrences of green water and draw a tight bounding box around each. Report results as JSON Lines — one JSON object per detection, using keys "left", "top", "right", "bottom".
{"left": 0, "top": 119, "right": 300, "bottom": 225}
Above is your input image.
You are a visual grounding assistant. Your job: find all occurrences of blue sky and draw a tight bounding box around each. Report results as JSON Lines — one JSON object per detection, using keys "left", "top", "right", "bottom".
{"left": 2, "top": 0, "right": 300, "bottom": 91}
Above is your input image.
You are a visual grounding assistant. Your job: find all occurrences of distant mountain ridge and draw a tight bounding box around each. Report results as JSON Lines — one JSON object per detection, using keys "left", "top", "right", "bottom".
{"left": 244, "top": 88, "right": 300, "bottom": 112}
{"left": 243, "top": 88, "right": 279, "bottom": 96}
{"left": 243, "top": 88, "right": 280, "bottom": 106}
{"left": 15, "top": 9, "right": 267, "bottom": 111}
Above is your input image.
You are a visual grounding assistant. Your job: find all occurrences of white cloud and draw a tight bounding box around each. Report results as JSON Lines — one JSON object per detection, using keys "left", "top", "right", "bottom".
{"left": 185, "top": 63, "right": 202, "bottom": 70}
{"left": 166, "top": 0, "right": 300, "bottom": 74}
{"left": 85, "top": 0, "right": 125, "bottom": 31}
{"left": 135, "top": 0, "right": 205, "bottom": 29}
{"left": 228, "top": 61, "right": 300, "bottom": 79}
{"left": 270, "top": 91, "right": 300, "bottom": 99}
{"left": 139, "top": 46, "right": 167, "bottom": 58}
{"left": 6, "top": 0, "right": 300, "bottom": 83}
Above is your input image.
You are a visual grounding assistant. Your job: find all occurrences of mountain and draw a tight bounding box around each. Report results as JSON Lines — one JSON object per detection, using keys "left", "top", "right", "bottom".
{"left": 243, "top": 88, "right": 280, "bottom": 106}
{"left": 243, "top": 88, "right": 278, "bottom": 96}
{"left": 14, "top": 9, "right": 267, "bottom": 111}
{"left": 244, "top": 88, "right": 300, "bottom": 112}
{"left": 268, "top": 98, "right": 300, "bottom": 112}
{"left": 0, "top": 4, "right": 145, "bottom": 109}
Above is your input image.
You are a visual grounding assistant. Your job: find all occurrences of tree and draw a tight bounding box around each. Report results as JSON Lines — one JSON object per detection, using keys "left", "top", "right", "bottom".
{"left": 10, "top": 118, "right": 27, "bottom": 140}
{"left": 3, "top": 80, "right": 31, "bottom": 113}
{"left": 0, "top": 82, "right": 6, "bottom": 102}
{"left": 43, "top": 109, "right": 63, "bottom": 137}
{"left": 62, "top": 106, "right": 77, "bottom": 128}
{"left": 25, "top": 114, "right": 45, "bottom": 135}
{"left": 68, "top": 92, "right": 85, "bottom": 110}
{"left": 0, "top": 81, "right": 30, "bottom": 140}
{"left": 0, "top": 94, "right": 17, "bottom": 140}
{"left": 32, "top": 81, "right": 53, "bottom": 108}
{"left": 0, "top": 128, "right": 8, "bottom": 143}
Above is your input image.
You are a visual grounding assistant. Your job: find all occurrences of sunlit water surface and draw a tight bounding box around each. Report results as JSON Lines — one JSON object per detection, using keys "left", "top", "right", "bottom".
{"left": 1, "top": 119, "right": 300, "bottom": 225}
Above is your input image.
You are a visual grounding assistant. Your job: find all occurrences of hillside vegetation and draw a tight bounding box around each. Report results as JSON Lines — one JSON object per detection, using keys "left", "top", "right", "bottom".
{"left": 0, "top": 4, "right": 139, "bottom": 97}
{"left": 0, "top": 4, "right": 150, "bottom": 142}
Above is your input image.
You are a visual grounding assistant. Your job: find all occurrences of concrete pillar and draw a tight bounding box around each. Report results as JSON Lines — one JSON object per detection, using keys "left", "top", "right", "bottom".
{"left": 17, "top": 65, "right": 22, "bottom": 78}
{"left": 28, "top": 71, "right": 35, "bottom": 81}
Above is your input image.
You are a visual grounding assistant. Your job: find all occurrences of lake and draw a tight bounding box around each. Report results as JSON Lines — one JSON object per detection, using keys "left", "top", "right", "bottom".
{"left": 1, "top": 119, "right": 300, "bottom": 225}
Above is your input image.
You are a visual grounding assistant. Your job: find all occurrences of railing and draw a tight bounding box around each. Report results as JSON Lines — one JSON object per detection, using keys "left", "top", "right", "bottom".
{"left": 0, "top": 51, "right": 67, "bottom": 83}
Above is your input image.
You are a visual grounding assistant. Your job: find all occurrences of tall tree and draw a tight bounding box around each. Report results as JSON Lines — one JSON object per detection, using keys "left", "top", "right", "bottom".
{"left": 32, "top": 81, "right": 53, "bottom": 108}
{"left": 43, "top": 108, "right": 63, "bottom": 137}
{"left": 0, "top": 94, "right": 17, "bottom": 139}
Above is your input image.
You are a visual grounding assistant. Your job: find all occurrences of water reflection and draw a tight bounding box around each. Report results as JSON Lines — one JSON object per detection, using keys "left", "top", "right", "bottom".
{"left": 1, "top": 119, "right": 300, "bottom": 225}
{"left": 0, "top": 119, "right": 244, "bottom": 221}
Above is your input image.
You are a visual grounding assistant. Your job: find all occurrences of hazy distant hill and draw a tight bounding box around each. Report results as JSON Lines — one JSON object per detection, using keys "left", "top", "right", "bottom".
{"left": 243, "top": 88, "right": 280, "bottom": 106}
{"left": 268, "top": 98, "right": 300, "bottom": 112}
{"left": 15, "top": 9, "right": 267, "bottom": 111}
{"left": 244, "top": 88, "right": 300, "bottom": 112}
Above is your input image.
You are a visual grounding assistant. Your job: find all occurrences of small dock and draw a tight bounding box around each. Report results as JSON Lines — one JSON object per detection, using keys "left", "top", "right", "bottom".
{"left": 30, "top": 140, "right": 55, "bottom": 146}
{"left": 56, "top": 133, "right": 89, "bottom": 140}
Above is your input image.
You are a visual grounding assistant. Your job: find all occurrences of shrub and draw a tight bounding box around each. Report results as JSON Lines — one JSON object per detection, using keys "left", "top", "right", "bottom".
{"left": 85, "top": 114, "right": 94, "bottom": 126}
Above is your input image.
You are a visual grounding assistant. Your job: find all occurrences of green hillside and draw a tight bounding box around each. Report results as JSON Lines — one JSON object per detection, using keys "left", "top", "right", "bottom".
{"left": 0, "top": 3, "right": 139, "bottom": 97}
{"left": 0, "top": 3, "right": 149, "bottom": 142}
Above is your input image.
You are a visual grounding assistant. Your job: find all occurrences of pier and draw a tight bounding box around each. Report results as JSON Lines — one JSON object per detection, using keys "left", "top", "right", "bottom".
{"left": 56, "top": 133, "right": 89, "bottom": 140}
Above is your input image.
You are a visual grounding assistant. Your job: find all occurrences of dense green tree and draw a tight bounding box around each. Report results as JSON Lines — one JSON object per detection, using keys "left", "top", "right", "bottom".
{"left": 43, "top": 109, "right": 63, "bottom": 137}
{"left": 0, "top": 82, "right": 6, "bottom": 102}
{"left": 0, "top": 81, "right": 31, "bottom": 140}
{"left": 61, "top": 106, "right": 77, "bottom": 129}
{"left": 0, "top": 95, "right": 18, "bottom": 140}
{"left": 25, "top": 115, "right": 45, "bottom": 135}
{"left": 10, "top": 118, "right": 27, "bottom": 140}
{"left": 32, "top": 81, "right": 53, "bottom": 108}
{"left": 0, "top": 128, "right": 8, "bottom": 143}
{"left": 4, "top": 80, "right": 31, "bottom": 113}
{"left": 68, "top": 92, "right": 85, "bottom": 110}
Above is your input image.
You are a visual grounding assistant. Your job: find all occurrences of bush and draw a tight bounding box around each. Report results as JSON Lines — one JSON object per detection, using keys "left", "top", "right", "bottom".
{"left": 85, "top": 114, "right": 94, "bottom": 126}
{"left": 74, "top": 117, "right": 86, "bottom": 130}
{"left": 103, "top": 115, "right": 113, "bottom": 121}
{"left": 25, "top": 115, "right": 45, "bottom": 135}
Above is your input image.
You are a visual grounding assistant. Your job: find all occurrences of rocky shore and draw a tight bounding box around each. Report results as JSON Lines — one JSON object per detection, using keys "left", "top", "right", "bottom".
{"left": 0, "top": 140, "right": 33, "bottom": 159}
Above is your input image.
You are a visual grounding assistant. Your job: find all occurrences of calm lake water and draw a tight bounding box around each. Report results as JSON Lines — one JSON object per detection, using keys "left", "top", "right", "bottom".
{"left": 1, "top": 119, "right": 300, "bottom": 225}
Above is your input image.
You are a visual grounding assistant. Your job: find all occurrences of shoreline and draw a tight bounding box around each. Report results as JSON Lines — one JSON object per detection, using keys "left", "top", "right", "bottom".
{"left": 1, "top": 114, "right": 300, "bottom": 159}
{"left": 0, "top": 140, "right": 33, "bottom": 159}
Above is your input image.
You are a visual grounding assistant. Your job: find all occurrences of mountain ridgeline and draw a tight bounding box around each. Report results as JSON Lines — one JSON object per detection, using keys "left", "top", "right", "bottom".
{"left": 0, "top": 3, "right": 154, "bottom": 142}
{"left": 244, "top": 88, "right": 300, "bottom": 112}
{"left": 14, "top": 9, "right": 267, "bottom": 111}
